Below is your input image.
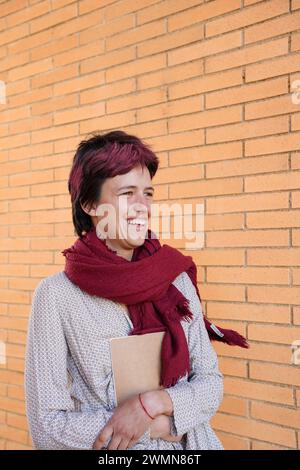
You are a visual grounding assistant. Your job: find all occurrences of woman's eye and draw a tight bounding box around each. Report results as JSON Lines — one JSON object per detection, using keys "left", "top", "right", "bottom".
{"left": 121, "top": 191, "right": 153, "bottom": 197}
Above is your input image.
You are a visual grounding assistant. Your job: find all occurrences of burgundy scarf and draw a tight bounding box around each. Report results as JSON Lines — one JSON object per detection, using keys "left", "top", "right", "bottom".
{"left": 61, "top": 226, "right": 248, "bottom": 388}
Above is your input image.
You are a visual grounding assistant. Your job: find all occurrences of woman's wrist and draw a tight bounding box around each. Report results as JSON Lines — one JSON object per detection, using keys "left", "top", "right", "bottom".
{"left": 140, "top": 390, "right": 173, "bottom": 418}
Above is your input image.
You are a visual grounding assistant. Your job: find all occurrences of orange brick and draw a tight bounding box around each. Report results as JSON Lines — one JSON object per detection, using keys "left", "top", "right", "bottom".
{"left": 215, "top": 341, "right": 292, "bottom": 365}
{"left": 137, "top": 59, "right": 204, "bottom": 90}
{"left": 30, "top": 4, "right": 77, "bottom": 34}
{"left": 247, "top": 209, "right": 300, "bottom": 229}
{"left": 8, "top": 28, "right": 52, "bottom": 55}
{"left": 219, "top": 396, "right": 248, "bottom": 417}
{"left": 218, "top": 357, "right": 248, "bottom": 378}
{"left": 0, "top": 23, "right": 28, "bottom": 48}
{"left": 32, "top": 63, "right": 78, "bottom": 88}
{"left": 7, "top": 384, "right": 25, "bottom": 400}
{"left": 206, "top": 229, "right": 289, "bottom": 248}
{"left": 207, "top": 301, "right": 290, "bottom": 324}
{"left": 168, "top": 30, "right": 241, "bottom": 66}
{"left": 54, "top": 102, "right": 105, "bottom": 126}
{"left": 137, "top": 95, "right": 203, "bottom": 123}
{"left": 2, "top": 0, "right": 300, "bottom": 452}
{"left": 206, "top": 77, "right": 288, "bottom": 109}
{"left": 251, "top": 440, "right": 290, "bottom": 450}
{"left": 294, "top": 306, "right": 300, "bottom": 325}
{"left": 79, "top": 0, "right": 105, "bottom": 15}
{"left": 251, "top": 402, "right": 300, "bottom": 429}
{"left": 247, "top": 248, "right": 300, "bottom": 266}
{"left": 217, "top": 431, "right": 249, "bottom": 450}
{"left": 293, "top": 229, "right": 300, "bottom": 246}
{"left": 204, "top": 213, "right": 244, "bottom": 231}
{"left": 200, "top": 283, "right": 245, "bottom": 302}
{"left": 291, "top": 31, "right": 300, "bottom": 51}
{"left": 206, "top": 37, "right": 288, "bottom": 73}
{"left": 170, "top": 176, "right": 243, "bottom": 199}
{"left": 31, "top": 33, "right": 78, "bottom": 62}
{"left": 292, "top": 0, "right": 300, "bottom": 9}
{"left": 0, "top": 397, "right": 26, "bottom": 416}
{"left": 137, "top": 23, "right": 203, "bottom": 58}
{"left": 207, "top": 266, "right": 289, "bottom": 285}
{"left": 248, "top": 286, "right": 300, "bottom": 305}
{"left": 7, "top": 1, "right": 51, "bottom": 28}
{"left": 108, "top": 18, "right": 166, "bottom": 52}
{"left": 245, "top": 94, "right": 299, "bottom": 120}
{"left": 5, "top": 441, "right": 32, "bottom": 450}
{"left": 107, "top": 88, "right": 167, "bottom": 114}
{"left": 53, "top": 40, "right": 105, "bottom": 68}
{"left": 206, "top": 0, "right": 289, "bottom": 37}
{"left": 0, "top": 371, "right": 24, "bottom": 387}
{"left": 248, "top": 324, "right": 300, "bottom": 344}
{"left": 207, "top": 190, "right": 289, "bottom": 214}
{"left": 80, "top": 14, "right": 135, "bottom": 45}
{"left": 169, "top": 142, "right": 242, "bottom": 166}
{"left": 245, "top": 9, "right": 300, "bottom": 44}
{"left": 207, "top": 115, "right": 289, "bottom": 144}
{"left": 80, "top": 110, "right": 136, "bottom": 134}
{"left": 169, "top": 68, "right": 243, "bottom": 100}
{"left": 245, "top": 170, "right": 300, "bottom": 192}
{"left": 168, "top": 0, "right": 241, "bottom": 33}
{"left": 250, "top": 362, "right": 300, "bottom": 386}
{"left": 137, "top": 0, "right": 201, "bottom": 27}
{"left": 53, "top": 8, "right": 104, "bottom": 39}
{"left": 81, "top": 46, "right": 136, "bottom": 76}
{"left": 0, "top": 0, "right": 27, "bottom": 17}
{"left": 8, "top": 57, "right": 52, "bottom": 81}
{"left": 246, "top": 53, "right": 300, "bottom": 82}
{"left": 224, "top": 377, "right": 294, "bottom": 405}
{"left": 212, "top": 413, "right": 296, "bottom": 448}
{"left": 170, "top": 104, "right": 242, "bottom": 134}
{"left": 105, "top": 0, "right": 162, "bottom": 21}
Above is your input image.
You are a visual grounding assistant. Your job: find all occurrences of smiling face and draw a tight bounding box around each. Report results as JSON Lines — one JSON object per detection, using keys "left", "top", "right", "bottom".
{"left": 82, "top": 164, "right": 154, "bottom": 261}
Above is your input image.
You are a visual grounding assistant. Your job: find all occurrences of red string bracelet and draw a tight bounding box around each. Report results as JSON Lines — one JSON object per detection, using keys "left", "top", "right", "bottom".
{"left": 138, "top": 393, "right": 155, "bottom": 420}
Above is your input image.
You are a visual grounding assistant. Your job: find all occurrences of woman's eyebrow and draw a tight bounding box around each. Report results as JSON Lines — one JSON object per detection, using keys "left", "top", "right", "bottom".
{"left": 118, "top": 185, "right": 155, "bottom": 191}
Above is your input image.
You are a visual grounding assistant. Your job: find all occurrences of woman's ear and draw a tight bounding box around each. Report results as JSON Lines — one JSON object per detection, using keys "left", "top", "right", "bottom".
{"left": 81, "top": 202, "right": 96, "bottom": 216}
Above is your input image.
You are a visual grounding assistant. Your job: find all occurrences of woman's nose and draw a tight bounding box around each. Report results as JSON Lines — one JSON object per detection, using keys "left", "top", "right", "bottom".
{"left": 130, "top": 196, "right": 150, "bottom": 215}
{"left": 134, "top": 192, "right": 149, "bottom": 207}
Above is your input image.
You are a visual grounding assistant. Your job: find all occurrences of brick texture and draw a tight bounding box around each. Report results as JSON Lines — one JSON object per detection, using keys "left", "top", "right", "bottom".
{"left": 0, "top": 0, "right": 299, "bottom": 451}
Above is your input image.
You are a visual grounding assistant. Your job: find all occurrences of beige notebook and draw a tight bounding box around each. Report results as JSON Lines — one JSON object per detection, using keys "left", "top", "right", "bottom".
{"left": 110, "top": 331, "right": 165, "bottom": 405}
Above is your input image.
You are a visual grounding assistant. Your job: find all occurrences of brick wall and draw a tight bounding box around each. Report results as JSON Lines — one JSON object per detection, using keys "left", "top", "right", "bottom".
{"left": 0, "top": 0, "right": 300, "bottom": 450}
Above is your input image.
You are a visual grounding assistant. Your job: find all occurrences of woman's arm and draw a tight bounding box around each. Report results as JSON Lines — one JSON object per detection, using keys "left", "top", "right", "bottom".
{"left": 25, "top": 278, "right": 118, "bottom": 450}
{"left": 141, "top": 271, "right": 224, "bottom": 437}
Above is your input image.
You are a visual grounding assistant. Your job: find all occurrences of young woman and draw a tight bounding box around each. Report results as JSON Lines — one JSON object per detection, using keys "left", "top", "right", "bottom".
{"left": 25, "top": 130, "right": 248, "bottom": 450}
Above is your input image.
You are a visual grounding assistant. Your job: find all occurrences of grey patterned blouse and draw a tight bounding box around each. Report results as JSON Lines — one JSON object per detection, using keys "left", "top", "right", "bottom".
{"left": 25, "top": 269, "right": 224, "bottom": 450}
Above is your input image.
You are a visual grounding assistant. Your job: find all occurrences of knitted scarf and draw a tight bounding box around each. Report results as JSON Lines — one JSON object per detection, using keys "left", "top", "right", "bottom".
{"left": 61, "top": 226, "right": 248, "bottom": 388}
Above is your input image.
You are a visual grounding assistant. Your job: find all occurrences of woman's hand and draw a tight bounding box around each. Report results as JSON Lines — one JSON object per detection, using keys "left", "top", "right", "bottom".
{"left": 93, "top": 395, "right": 153, "bottom": 450}
{"left": 149, "top": 414, "right": 184, "bottom": 442}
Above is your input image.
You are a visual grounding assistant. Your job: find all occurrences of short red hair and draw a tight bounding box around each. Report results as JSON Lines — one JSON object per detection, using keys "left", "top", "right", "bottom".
{"left": 68, "top": 130, "right": 159, "bottom": 238}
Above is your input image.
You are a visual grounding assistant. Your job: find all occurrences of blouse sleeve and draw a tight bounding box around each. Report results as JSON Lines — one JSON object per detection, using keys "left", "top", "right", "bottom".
{"left": 165, "top": 272, "right": 224, "bottom": 437}
{"left": 25, "top": 278, "right": 115, "bottom": 450}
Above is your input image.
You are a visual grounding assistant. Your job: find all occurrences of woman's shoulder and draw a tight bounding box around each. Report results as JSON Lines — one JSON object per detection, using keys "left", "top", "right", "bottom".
{"left": 34, "top": 271, "right": 75, "bottom": 299}
{"left": 172, "top": 270, "right": 191, "bottom": 293}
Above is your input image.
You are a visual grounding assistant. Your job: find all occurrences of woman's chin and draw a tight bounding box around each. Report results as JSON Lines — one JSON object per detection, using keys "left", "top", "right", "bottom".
{"left": 126, "top": 234, "right": 146, "bottom": 247}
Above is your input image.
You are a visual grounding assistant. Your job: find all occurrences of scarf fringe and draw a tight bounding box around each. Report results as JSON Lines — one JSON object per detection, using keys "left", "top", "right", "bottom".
{"left": 176, "top": 297, "right": 193, "bottom": 323}
{"left": 160, "top": 368, "right": 190, "bottom": 388}
{"left": 204, "top": 317, "right": 249, "bottom": 349}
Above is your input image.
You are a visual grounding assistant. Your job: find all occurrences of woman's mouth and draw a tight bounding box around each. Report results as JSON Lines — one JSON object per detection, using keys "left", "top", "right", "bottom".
{"left": 127, "top": 218, "right": 147, "bottom": 232}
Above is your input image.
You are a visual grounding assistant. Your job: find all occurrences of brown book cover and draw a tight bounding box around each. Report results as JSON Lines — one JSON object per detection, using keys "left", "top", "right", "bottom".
{"left": 110, "top": 331, "right": 165, "bottom": 405}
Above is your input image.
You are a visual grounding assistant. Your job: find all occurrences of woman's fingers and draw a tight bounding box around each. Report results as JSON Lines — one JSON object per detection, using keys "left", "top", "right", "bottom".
{"left": 93, "top": 424, "right": 113, "bottom": 450}
{"left": 107, "top": 434, "right": 122, "bottom": 450}
{"left": 127, "top": 437, "right": 138, "bottom": 450}
{"left": 117, "top": 438, "right": 131, "bottom": 450}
